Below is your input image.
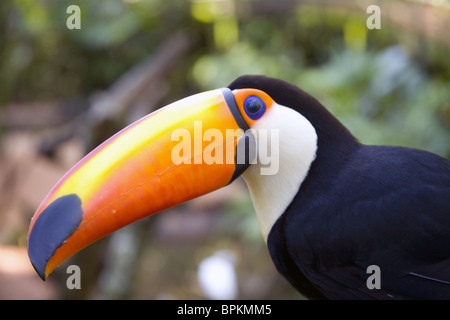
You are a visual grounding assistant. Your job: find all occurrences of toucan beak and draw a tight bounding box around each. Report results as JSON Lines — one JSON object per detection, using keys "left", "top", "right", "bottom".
{"left": 27, "top": 88, "right": 252, "bottom": 280}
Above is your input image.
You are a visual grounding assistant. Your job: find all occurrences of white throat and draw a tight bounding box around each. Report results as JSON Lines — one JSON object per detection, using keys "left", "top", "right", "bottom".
{"left": 241, "top": 103, "right": 318, "bottom": 241}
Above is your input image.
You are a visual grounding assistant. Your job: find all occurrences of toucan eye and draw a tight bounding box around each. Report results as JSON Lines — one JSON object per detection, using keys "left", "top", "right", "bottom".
{"left": 244, "top": 96, "right": 266, "bottom": 120}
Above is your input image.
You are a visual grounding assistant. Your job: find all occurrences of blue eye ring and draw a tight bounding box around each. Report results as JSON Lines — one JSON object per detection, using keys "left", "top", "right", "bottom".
{"left": 243, "top": 96, "right": 266, "bottom": 120}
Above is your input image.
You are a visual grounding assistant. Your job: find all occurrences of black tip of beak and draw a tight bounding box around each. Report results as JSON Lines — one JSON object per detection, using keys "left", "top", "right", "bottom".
{"left": 27, "top": 194, "right": 83, "bottom": 280}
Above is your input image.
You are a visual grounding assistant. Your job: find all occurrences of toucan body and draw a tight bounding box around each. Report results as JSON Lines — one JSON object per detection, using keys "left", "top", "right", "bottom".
{"left": 28, "top": 75, "right": 450, "bottom": 299}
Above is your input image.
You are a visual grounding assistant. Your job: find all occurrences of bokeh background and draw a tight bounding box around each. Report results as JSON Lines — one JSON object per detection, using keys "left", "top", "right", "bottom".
{"left": 0, "top": 0, "right": 449, "bottom": 300}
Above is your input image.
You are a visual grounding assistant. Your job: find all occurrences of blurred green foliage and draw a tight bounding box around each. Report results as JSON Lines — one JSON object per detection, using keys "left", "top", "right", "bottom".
{"left": 0, "top": 0, "right": 449, "bottom": 299}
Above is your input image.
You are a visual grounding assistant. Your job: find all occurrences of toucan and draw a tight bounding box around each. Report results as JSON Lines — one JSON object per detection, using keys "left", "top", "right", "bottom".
{"left": 28, "top": 75, "right": 450, "bottom": 299}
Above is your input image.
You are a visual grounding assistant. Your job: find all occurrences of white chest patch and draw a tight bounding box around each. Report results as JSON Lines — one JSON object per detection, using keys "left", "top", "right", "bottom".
{"left": 241, "top": 103, "right": 318, "bottom": 241}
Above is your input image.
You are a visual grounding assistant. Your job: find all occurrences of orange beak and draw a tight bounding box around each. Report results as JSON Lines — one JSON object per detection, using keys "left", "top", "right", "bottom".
{"left": 27, "top": 88, "right": 254, "bottom": 280}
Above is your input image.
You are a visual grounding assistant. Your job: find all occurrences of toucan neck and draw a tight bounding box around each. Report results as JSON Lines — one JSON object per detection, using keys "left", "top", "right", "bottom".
{"left": 241, "top": 103, "right": 318, "bottom": 241}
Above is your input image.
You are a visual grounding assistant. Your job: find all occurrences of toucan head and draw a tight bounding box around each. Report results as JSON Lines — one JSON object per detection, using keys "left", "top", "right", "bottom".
{"left": 28, "top": 75, "right": 322, "bottom": 280}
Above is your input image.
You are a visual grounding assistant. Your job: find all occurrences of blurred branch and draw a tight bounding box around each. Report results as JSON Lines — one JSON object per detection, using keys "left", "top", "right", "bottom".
{"left": 1, "top": 31, "right": 197, "bottom": 155}
{"left": 88, "top": 31, "right": 196, "bottom": 124}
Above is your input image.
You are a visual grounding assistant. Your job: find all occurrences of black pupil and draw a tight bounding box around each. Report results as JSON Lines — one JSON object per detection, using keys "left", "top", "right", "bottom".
{"left": 246, "top": 99, "right": 261, "bottom": 113}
